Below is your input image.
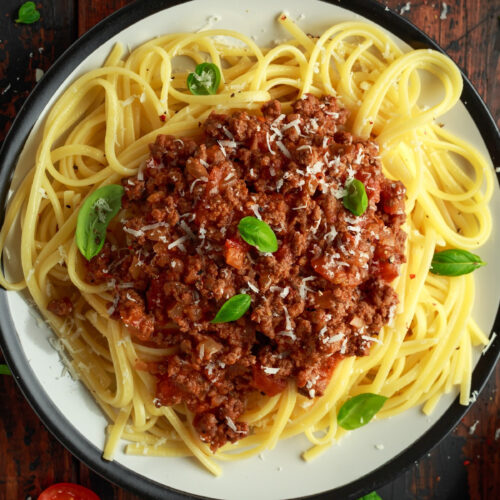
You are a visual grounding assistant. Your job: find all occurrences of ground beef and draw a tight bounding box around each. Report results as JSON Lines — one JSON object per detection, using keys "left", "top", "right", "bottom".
{"left": 86, "top": 94, "right": 406, "bottom": 451}
{"left": 47, "top": 297, "right": 73, "bottom": 316}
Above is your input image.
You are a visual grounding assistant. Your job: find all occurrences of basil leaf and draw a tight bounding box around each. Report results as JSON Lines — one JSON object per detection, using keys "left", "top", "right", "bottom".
{"left": 343, "top": 178, "right": 368, "bottom": 216}
{"left": 430, "top": 249, "right": 486, "bottom": 276}
{"left": 211, "top": 294, "right": 251, "bottom": 323}
{"left": 357, "top": 493, "right": 382, "bottom": 500}
{"left": 337, "top": 393, "right": 387, "bottom": 430}
{"left": 187, "top": 63, "right": 221, "bottom": 95}
{"left": 76, "top": 184, "right": 124, "bottom": 261}
{"left": 15, "top": 1, "right": 40, "bottom": 24}
{"left": 0, "top": 364, "right": 12, "bottom": 376}
{"left": 238, "top": 216, "right": 278, "bottom": 253}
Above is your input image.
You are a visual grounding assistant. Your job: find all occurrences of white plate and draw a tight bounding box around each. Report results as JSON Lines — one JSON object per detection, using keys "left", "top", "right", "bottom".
{"left": 0, "top": 1, "right": 499, "bottom": 499}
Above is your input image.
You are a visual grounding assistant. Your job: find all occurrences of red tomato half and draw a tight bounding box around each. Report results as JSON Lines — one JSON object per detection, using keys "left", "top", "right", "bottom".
{"left": 38, "top": 483, "right": 101, "bottom": 500}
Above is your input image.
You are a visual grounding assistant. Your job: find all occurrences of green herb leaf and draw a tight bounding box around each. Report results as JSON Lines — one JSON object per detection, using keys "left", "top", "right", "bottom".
{"left": 0, "top": 364, "right": 12, "bottom": 376}
{"left": 337, "top": 393, "right": 387, "bottom": 430}
{"left": 343, "top": 178, "right": 368, "bottom": 216}
{"left": 357, "top": 492, "right": 382, "bottom": 500}
{"left": 238, "top": 216, "right": 278, "bottom": 253}
{"left": 430, "top": 249, "right": 486, "bottom": 276}
{"left": 211, "top": 294, "right": 251, "bottom": 323}
{"left": 75, "top": 184, "right": 124, "bottom": 261}
{"left": 15, "top": 1, "right": 40, "bottom": 24}
{"left": 187, "top": 62, "right": 221, "bottom": 95}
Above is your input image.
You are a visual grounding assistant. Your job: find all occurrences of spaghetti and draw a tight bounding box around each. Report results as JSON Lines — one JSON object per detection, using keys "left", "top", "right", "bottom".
{"left": 0, "top": 15, "right": 494, "bottom": 475}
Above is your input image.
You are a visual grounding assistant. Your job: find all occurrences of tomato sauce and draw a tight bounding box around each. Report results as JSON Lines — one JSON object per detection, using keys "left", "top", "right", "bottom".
{"left": 86, "top": 95, "right": 406, "bottom": 450}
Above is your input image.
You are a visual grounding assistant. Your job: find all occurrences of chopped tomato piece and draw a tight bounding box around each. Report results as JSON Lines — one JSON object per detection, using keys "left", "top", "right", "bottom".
{"left": 223, "top": 238, "right": 247, "bottom": 269}
{"left": 204, "top": 164, "right": 225, "bottom": 194}
{"left": 311, "top": 255, "right": 334, "bottom": 282}
{"left": 379, "top": 262, "right": 399, "bottom": 282}
{"left": 38, "top": 483, "right": 100, "bottom": 500}
{"left": 380, "top": 181, "right": 405, "bottom": 215}
{"left": 47, "top": 297, "right": 73, "bottom": 317}
{"left": 156, "top": 376, "right": 180, "bottom": 405}
{"left": 313, "top": 290, "right": 336, "bottom": 308}
{"left": 252, "top": 366, "right": 287, "bottom": 396}
{"left": 374, "top": 244, "right": 392, "bottom": 261}
{"left": 134, "top": 359, "right": 149, "bottom": 371}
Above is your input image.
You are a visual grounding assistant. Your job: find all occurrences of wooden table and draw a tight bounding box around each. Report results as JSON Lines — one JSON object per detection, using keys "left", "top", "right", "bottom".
{"left": 0, "top": 1, "right": 498, "bottom": 499}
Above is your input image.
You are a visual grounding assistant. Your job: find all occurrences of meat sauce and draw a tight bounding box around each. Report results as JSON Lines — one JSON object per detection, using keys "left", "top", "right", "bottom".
{"left": 86, "top": 95, "right": 406, "bottom": 450}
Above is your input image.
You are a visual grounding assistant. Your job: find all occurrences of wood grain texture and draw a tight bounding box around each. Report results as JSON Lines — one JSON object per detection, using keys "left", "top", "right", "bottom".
{"left": 0, "top": 0, "right": 498, "bottom": 499}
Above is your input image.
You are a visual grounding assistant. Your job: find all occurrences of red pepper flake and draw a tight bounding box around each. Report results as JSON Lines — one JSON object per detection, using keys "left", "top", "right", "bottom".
{"left": 280, "top": 15, "right": 287, "bottom": 20}
{"left": 409, "top": 274, "right": 416, "bottom": 279}
{"left": 159, "top": 114, "right": 167, "bottom": 122}
{"left": 369, "top": 120, "right": 374, "bottom": 124}
{"left": 463, "top": 460, "right": 471, "bottom": 466}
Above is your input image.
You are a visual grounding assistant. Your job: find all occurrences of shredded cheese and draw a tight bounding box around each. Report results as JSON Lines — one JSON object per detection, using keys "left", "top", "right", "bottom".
{"left": 167, "top": 235, "right": 188, "bottom": 251}
{"left": 276, "top": 140, "right": 291, "bottom": 159}
{"left": 263, "top": 366, "right": 280, "bottom": 375}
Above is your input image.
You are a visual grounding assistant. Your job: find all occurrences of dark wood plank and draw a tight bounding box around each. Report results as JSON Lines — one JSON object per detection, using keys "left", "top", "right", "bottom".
{"left": 0, "top": 0, "right": 78, "bottom": 141}
{"left": 78, "top": 0, "right": 132, "bottom": 37}
{"left": 0, "top": 1, "right": 498, "bottom": 499}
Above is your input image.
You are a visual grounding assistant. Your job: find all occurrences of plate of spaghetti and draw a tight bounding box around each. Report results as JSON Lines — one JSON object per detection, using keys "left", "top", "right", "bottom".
{"left": 0, "top": 0, "right": 499, "bottom": 499}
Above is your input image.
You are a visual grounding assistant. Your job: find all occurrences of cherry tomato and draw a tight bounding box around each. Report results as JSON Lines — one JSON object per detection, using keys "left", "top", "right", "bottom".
{"left": 38, "top": 482, "right": 101, "bottom": 500}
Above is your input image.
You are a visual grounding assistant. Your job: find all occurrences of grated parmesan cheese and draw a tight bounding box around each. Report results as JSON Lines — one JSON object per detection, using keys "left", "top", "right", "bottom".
{"left": 190, "top": 176, "right": 208, "bottom": 193}
{"left": 266, "top": 132, "right": 276, "bottom": 155}
{"left": 279, "top": 330, "right": 297, "bottom": 341}
{"left": 167, "top": 235, "right": 188, "bottom": 251}
{"left": 324, "top": 226, "right": 337, "bottom": 243}
{"left": 469, "top": 420, "right": 479, "bottom": 435}
{"left": 400, "top": 2, "right": 411, "bottom": 15}
{"left": 361, "top": 335, "right": 382, "bottom": 345}
{"left": 222, "top": 126, "right": 234, "bottom": 139}
{"left": 263, "top": 366, "right": 280, "bottom": 375}
{"left": 251, "top": 204, "right": 262, "bottom": 220}
{"left": 217, "top": 141, "right": 227, "bottom": 157}
{"left": 141, "top": 221, "right": 168, "bottom": 232}
{"left": 299, "top": 276, "right": 315, "bottom": 299}
{"left": 276, "top": 140, "right": 291, "bottom": 159}
{"left": 282, "top": 118, "right": 301, "bottom": 134}
{"left": 283, "top": 305, "right": 292, "bottom": 331}
{"left": 440, "top": 2, "right": 448, "bottom": 20}
{"left": 123, "top": 226, "right": 145, "bottom": 238}
{"left": 180, "top": 220, "right": 196, "bottom": 239}
{"left": 340, "top": 337, "right": 348, "bottom": 354}
{"left": 226, "top": 416, "right": 245, "bottom": 433}
{"left": 482, "top": 332, "right": 497, "bottom": 355}
{"left": 324, "top": 333, "right": 344, "bottom": 344}
{"left": 469, "top": 390, "right": 479, "bottom": 404}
